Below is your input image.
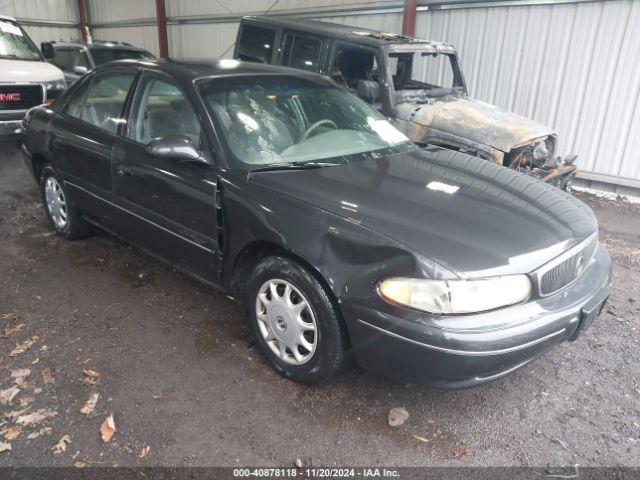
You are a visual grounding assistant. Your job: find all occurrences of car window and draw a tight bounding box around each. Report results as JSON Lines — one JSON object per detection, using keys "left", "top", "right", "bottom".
{"left": 237, "top": 25, "right": 275, "bottom": 63}
{"left": 72, "top": 48, "right": 90, "bottom": 69}
{"left": 282, "top": 34, "right": 322, "bottom": 72}
{"left": 55, "top": 48, "right": 89, "bottom": 72}
{"left": 64, "top": 72, "right": 136, "bottom": 133}
{"left": 53, "top": 48, "right": 74, "bottom": 71}
{"left": 388, "top": 52, "right": 457, "bottom": 91}
{"left": 128, "top": 77, "right": 201, "bottom": 145}
{"left": 330, "top": 45, "right": 378, "bottom": 90}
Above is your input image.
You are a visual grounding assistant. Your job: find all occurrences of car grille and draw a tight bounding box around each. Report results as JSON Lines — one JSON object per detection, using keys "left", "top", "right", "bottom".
{"left": 0, "top": 84, "right": 44, "bottom": 111}
{"left": 538, "top": 234, "right": 598, "bottom": 296}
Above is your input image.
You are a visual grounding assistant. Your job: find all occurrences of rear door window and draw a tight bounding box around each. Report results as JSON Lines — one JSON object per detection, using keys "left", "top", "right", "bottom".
{"left": 65, "top": 71, "right": 136, "bottom": 133}
{"left": 237, "top": 25, "right": 276, "bottom": 64}
{"left": 330, "top": 44, "right": 378, "bottom": 90}
{"left": 282, "top": 34, "right": 323, "bottom": 72}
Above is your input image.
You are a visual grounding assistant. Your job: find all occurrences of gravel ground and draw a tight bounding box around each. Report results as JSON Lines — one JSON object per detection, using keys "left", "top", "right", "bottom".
{"left": 0, "top": 143, "right": 639, "bottom": 468}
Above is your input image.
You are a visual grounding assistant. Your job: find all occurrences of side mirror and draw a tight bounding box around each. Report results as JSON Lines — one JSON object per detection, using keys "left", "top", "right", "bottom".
{"left": 357, "top": 80, "right": 380, "bottom": 104}
{"left": 147, "top": 135, "right": 208, "bottom": 164}
{"left": 41, "top": 42, "right": 55, "bottom": 59}
{"left": 73, "top": 65, "right": 88, "bottom": 75}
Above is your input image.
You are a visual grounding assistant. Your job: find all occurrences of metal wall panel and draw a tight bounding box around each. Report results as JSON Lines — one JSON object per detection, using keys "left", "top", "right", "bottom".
{"left": 0, "top": 0, "right": 78, "bottom": 22}
{"left": 165, "top": 0, "right": 399, "bottom": 17}
{"left": 86, "top": 0, "right": 155, "bottom": 24}
{"left": 22, "top": 25, "right": 79, "bottom": 45}
{"left": 0, "top": 0, "right": 79, "bottom": 45}
{"left": 317, "top": 12, "right": 402, "bottom": 31}
{"left": 91, "top": 26, "right": 160, "bottom": 56}
{"left": 168, "top": 22, "right": 240, "bottom": 59}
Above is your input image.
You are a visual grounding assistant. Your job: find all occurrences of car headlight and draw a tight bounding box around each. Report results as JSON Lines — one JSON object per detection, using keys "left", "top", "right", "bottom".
{"left": 532, "top": 140, "right": 549, "bottom": 163}
{"left": 378, "top": 275, "right": 531, "bottom": 314}
{"left": 45, "top": 79, "right": 66, "bottom": 104}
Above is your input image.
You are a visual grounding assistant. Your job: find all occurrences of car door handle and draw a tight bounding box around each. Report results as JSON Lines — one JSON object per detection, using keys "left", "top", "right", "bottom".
{"left": 116, "top": 166, "right": 134, "bottom": 177}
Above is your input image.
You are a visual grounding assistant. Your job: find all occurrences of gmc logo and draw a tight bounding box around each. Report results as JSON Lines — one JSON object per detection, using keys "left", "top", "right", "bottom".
{"left": 0, "top": 93, "right": 21, "bottom": 102}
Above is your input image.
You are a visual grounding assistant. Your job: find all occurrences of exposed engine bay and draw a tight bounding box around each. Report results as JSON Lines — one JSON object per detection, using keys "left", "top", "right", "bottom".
{"left": 503, "top": 139, "right": 577, "bottom": 191}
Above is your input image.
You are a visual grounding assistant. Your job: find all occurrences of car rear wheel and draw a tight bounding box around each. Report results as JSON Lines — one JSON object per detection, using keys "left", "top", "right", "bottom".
{"left": 247, "top": 256, "right": 349, "bottom": 384}
{"left": 40, "top": 165, "right": 93, "bottom": 240}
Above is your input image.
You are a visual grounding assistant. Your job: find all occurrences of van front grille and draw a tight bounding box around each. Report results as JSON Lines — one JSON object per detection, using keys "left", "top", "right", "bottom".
{"left": 0, "top": 84, "right": 44, "bottom": 111}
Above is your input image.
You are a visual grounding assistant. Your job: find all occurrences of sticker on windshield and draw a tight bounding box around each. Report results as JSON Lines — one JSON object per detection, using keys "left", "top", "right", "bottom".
{"left": 0, "top": 21, "right": 23, "bottom": 36}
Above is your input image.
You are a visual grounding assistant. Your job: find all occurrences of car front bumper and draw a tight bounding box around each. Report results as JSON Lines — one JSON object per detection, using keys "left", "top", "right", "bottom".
{"left": 347, "top": 243, "right": 612, "bottom": 388}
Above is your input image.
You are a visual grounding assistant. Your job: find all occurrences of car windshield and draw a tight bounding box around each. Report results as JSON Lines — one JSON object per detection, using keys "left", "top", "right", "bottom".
{"left": 90, "top": 48, "right": 154, "bottom": 66}
{"left": 0, "top": 19, "right": 41, "bottom": 61}
{"left": 199, "top": 74, "right": 415, "bottom": 168}
{"left": 388, "top": 51, "right": 463, "bottom": 95}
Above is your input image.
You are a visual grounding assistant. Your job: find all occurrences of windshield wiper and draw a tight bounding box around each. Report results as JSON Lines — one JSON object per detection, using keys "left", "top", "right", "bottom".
{"left": 248, "top": 161, "right": 340, "bottom": 174}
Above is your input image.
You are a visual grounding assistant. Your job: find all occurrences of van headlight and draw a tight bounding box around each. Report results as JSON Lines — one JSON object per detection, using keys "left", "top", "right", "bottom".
{"left": 45, "top": 80, "right": 66, "bottom": 103}
{"left": 378, "top": 275, "right": 531, "bottom": 314}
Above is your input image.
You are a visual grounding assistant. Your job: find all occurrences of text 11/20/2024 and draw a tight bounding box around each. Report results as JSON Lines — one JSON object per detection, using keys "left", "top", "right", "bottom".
{"left": 232, "top": 468, "right": 400, "bottom": 478}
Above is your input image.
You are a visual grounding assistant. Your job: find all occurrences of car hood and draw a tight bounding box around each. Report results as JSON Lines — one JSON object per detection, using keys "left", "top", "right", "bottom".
{"left": 249, "top": 148, "right": 597, "bottom": 277}
{"left": 395, "top": 96, "right": 554, "bottom": 152}
{"left": 0, "top": 59, "right": 64, "bottom": 83}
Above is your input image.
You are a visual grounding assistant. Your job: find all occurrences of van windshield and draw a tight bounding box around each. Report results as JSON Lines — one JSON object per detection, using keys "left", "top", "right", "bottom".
{"left": 0, "top": 19, "right": 41, "bottom": 61}
{"left": 199, "top": 74, "right": 415, "bottom": 168}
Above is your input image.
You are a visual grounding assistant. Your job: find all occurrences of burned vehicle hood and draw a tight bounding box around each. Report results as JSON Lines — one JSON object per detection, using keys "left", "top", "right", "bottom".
{"left": 249, "top": 148, "right": 597, "bottom": 277}
{"left": 395, "top": 97, "right": 554, "bottom": 153}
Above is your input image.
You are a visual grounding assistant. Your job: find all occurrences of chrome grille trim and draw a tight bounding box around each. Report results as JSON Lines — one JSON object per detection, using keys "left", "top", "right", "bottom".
{"left": 534, "top": 232, "right": 599, "bottom": 297}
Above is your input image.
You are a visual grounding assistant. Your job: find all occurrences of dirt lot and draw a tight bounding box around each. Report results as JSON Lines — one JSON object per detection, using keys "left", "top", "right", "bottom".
{"left": 0, "top": 143, "right": 639, "bottom": 468}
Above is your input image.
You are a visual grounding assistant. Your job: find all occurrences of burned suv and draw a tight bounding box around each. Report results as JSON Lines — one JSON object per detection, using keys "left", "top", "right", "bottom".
{"left": 235, "top": 17, "right": 576, "bottom": 190}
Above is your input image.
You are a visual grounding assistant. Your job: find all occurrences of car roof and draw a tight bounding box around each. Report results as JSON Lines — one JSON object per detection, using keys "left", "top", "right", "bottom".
{"left": 95, "top": 58, "right": 335, "bottom": 83}
{"left": 0, "top": 14, "right": 17, "bottom": 22}
{"left": 242, "top": 16, "right": 454, "bottom": 50}
{"left": 52, "top": 40, "right": 150, "bottom": 52}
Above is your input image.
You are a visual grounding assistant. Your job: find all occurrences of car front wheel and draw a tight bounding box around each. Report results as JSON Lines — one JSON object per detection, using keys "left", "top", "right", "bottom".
{"left": 247, "top": 256, "right": 349, "bottom": 384}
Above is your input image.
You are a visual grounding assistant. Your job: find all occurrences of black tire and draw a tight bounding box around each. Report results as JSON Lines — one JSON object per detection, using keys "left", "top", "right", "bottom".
{"left": 246, "top": 255, "right": 349, "bottom": 384}
{"left": 40, "top": 165, "right": 93, "bottom": 240}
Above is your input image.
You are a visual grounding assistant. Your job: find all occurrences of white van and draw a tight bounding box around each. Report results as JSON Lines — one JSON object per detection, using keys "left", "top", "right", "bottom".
{"left": 0, "top": 15, "right": 65, "bottom": 137}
